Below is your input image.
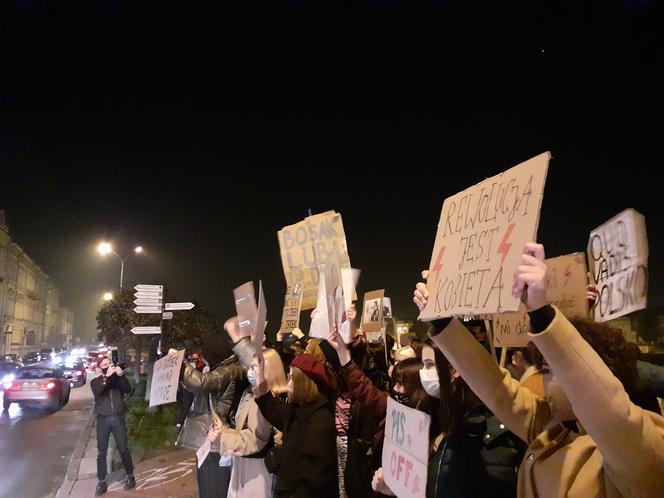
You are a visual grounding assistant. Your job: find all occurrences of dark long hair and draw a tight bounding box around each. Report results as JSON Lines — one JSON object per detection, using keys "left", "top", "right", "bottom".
{"left": 392, "top": 357, "right": 431, "bottom": 415}
{"left": 426, "top": 338, "right": 482, "bottom": 436}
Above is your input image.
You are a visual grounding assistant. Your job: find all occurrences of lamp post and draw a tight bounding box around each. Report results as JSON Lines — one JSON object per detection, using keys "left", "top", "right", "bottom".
{"left": 97, "top": 242, "right": 144, "bottom": 288}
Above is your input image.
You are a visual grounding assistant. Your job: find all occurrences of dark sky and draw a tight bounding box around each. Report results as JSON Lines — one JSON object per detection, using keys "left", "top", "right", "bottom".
{"left": 1, "top": 1, "right": 663, "bottom": 340}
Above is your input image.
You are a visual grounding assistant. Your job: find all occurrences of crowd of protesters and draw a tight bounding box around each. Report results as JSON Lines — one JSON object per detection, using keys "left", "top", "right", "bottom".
{"left": 158, "top": 241, "right": 663, "bottom": 498}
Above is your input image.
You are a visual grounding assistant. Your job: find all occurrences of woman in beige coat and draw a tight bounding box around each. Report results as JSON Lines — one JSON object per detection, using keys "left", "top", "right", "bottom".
{"left": 213, "top": 347, "right": 287, "bottom": 498}
{"left": 413, "top": 242, "right": 664, "bottom": 498}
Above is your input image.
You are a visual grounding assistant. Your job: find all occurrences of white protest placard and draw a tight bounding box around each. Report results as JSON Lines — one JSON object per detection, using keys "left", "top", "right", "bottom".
{"left": 277, "top": 211, "right": 353, "bottom": 310}
{"left": 545, "top": 252, "right": 589, "bottom": 319}
{"left": 234, "top": 281, "right": 257, "bottom": 338}
{"left": 587, "top": 208, "right": 648, "bottom": 322}
{"left": 491, "top": 303, "right": 531, "bottom": 347}
{"left": 382, "top": 397, "right": 429, "bottom": 498}
{"left": 280, "top": 283, "right": 303, "bottom": 333}
{"left": 149, "top": 349, "right": 185, "bottom": 407}
{"left": 420, "top": 152, "right": 550, "bottom": 321}
{"left": 196, "top": 439, "right": 211, "bottom": 468}
{"left": 341, "top": 268, "right": 361, "bottom": 310}
{"left": 308, "top": 269, "right": 329, "bottom": 339}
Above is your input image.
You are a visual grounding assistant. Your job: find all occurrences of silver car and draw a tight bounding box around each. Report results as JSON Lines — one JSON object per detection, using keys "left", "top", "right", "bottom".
{"left": 3, "top": 366, "right": 71, "bottom": 412}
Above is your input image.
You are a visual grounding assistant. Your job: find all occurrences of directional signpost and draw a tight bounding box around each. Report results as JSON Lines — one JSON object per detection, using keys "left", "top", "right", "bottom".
{"left": 131, "top": 285, "right": 195, "bottom": 339}
{"left": 131, "top": 326, "right": 162, "bottom": 335}
{"left": 164, "top": 302, "right": 195, "bottom": 311}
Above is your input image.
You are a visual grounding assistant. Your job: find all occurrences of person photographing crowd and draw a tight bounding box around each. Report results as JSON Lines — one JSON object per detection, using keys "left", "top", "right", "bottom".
{"left": 91, "top": 355, "right": 135, "bottom": 496}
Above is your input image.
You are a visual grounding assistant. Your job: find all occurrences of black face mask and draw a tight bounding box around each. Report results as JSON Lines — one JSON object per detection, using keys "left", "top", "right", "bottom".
{"left": 101, "top": 367, "right": 108, "bottom": 375}
{"left": 392, "top": 392, "right": 411, "bottom": 406}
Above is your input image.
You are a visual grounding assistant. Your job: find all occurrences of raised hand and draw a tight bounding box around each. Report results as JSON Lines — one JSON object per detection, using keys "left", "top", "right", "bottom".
{"left": 223, "top": 316, "right": 243, "bottom": 344}
{"left": 512, "top": 242, "right": 548, "bottom": 311}
{"left": 328, "top": 324, "right": 351, "bottom": 367}
{"left": 413, "top": 270, "right": 430, "bottom": 311}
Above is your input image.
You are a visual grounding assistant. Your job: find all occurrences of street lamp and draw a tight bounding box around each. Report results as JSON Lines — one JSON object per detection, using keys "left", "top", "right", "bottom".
{"left": 103, "top": 292, "right": 113, "bottom": 302}
{"left": 97, "top": 241, "right": 144, "bottom": 288}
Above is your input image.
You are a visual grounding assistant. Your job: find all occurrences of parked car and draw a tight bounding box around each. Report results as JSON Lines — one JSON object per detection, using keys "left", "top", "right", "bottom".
{"left": 0, "top": 361, "right": 23, "bottom": 383}
{"left": 58, "top": 361, "right": 87, "bottom": 388}
{"left": 23, "top": 352, "right": 42, "bottom": 364}
{"left": 1, "top": 354, "right": 22, "bottom": 363}
{"left": 40, "top": 348, "right": 56, "bottom": 361}
{"left": 2, "top": 365, "right": 71, "bottom": 412}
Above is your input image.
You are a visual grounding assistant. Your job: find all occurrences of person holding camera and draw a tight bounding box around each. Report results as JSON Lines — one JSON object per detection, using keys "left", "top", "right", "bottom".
{"left": 91, "top": 355, "right": 135, "bottom": 496}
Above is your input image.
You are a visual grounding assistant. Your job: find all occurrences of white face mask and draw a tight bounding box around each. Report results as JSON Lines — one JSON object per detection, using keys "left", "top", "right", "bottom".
{"left": 419, "top": 367, "right": 440, "bottom": 399}
{"left": 247, "top": 370, "right": 258, "bottom": 386}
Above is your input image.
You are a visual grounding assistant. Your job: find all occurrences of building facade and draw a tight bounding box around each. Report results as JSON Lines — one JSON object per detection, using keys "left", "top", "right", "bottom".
{"left": 0, "top": 210, "right": 74, "bottom": 356}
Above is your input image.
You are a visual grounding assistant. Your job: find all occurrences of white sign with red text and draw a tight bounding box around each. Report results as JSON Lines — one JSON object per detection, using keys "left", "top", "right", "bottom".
{"left": 382, "top": 397, "right": 430, "bottom": 498}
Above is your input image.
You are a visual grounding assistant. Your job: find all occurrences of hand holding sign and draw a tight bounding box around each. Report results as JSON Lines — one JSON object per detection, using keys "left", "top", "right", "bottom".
{"left": 372, "top": 468, "right": 395, "bottom": 496}
{"left": 328, "top": 324, "right": 351, "bottom": 367}
{"left": 224, "top": 316, "right": 243, "bottom": 344}
{"left": 512, "top": 243, "right": 548, "bottom": 311}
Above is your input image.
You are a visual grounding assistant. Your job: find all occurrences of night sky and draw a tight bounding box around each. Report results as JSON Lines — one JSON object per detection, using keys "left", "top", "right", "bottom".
{"left": 1, "top": 1, "right": 663, "bottom": 341}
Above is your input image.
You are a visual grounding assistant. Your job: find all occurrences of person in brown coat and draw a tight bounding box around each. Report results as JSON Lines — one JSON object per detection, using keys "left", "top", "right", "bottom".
{"left": 414, "top": 242, "right": 664, "bottom": 497}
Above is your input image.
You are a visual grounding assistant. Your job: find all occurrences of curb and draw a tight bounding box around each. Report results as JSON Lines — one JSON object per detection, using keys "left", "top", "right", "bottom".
{"left": 55, "top": 408, "right": 96, "bottom": 498}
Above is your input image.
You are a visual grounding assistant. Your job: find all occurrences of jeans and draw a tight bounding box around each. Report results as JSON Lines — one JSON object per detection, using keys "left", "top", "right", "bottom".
{"left": 96, "top": 415, "right": 134, "bottom": 481}
{"left": 197, "top": 452, "right": 231, "bottom": 498}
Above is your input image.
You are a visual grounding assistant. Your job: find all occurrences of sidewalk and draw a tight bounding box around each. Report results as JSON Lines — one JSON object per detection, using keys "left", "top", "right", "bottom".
{"left": 57, "top": 412, "right": 198, "bottom": 498}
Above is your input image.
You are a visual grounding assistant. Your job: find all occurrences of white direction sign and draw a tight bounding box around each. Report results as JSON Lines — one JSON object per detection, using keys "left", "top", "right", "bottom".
{"left": 134, "top": 299, "right": 163, "bottom": 307}
{"left": 131, "top": 326, "right": 162, "bottom": 335}
{"left": 165, "top": 302, "right": 195, "bottom": 311}
{"left": 135, "top": 284, "right": 163, "bottom": 292}
{"left": 134, "top": 291, "right": 163, "bottom": 299}
{"left": 162, "top": 312, "right": 174, "bottom": 320}
{"left": 134, "top": 306, "right": 163, "bottom": 314}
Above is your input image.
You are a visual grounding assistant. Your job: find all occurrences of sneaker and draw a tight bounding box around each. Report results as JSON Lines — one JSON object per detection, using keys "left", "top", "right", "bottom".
{"left": 94, "top": 480, "right": 107, "bottom": 496}
{"left": 124, "top": 474, "right": 136, "bottom": 490}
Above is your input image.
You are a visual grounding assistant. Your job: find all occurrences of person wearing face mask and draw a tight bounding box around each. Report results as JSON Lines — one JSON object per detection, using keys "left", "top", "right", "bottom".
{"left": 90, "top": 355, "right": 135, "bottom": 496}
{"left": 209, "top": 348, "right": 288, "bottom": 498}
{"left": 413, "top": 242, "right": 664, "bottom": 498}
{"left": 327, "top": 327, "right": 432, "bottom": 497}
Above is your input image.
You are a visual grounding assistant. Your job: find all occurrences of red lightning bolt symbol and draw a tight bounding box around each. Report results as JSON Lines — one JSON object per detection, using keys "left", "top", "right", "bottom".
{"left": 563, "top": 266, "right": 572, "bottom": 286}
{"left": 497, "top": 223, "right": 516, "bottom": 265}
{"left": 431, "top": 246, "right": 446, "bottom": 274}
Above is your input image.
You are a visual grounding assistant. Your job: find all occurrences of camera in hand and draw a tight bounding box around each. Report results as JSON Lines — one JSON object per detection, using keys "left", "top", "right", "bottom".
{"left": 113, "top": 362, "right": 128, "bottom": 371}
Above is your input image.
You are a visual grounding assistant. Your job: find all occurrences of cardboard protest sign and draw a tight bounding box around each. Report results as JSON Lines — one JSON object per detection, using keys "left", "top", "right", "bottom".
{"left": 254, "top": 281, "right": 267, "bottom": 358}
{"left": 382, "top": 397, "right": 430, "bottom": 498}
{"left": 234, "top": 281, "right": 257, "bottom": 338}
{"left": 491, "top": 303, "right": 530, "bottom": 348}
{"left": 362, "top": 289, "right": 385, "bottom": 342}
{"left": 545, "top": 252, "right": 589, "bottom": 319}
{"left": 420, "top": 152, "right": 550, "bottom": 321}
{"left": 149, "top": 349, "right": 185, "bottom": 407}
{"left": 280, "top": 283, "right": 303, "bottom": 333}
{"left": 587, "top": 208, "right": 648, "bottom": 322}
{"left": 277, "top": 211, "right": 353, "bottom": 310}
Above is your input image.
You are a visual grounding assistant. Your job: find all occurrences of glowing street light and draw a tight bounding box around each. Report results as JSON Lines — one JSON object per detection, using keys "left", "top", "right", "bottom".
{"left": 97, "top": 241, "right": 145, "bottom": 288}
{"left": 97, "top": 242, "right": 113, "bottom": 256}
{"left": 103, "top": 292, "right": 113, "bottom": 302}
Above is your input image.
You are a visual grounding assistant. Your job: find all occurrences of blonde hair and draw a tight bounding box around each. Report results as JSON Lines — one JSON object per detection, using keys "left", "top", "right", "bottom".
{"left": 263, "top": 348, "right": 288, "bottom": 396}
{"left": 289, "top": 365, "right": 319, "bottom": 404}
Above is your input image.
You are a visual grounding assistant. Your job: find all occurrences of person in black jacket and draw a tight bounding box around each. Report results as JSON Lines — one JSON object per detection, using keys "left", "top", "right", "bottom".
{"left": 90, "top": 355, "right": 135, "bottom": 496}
{"left": 254, "top": 352, "right": 339, "bottom": 498}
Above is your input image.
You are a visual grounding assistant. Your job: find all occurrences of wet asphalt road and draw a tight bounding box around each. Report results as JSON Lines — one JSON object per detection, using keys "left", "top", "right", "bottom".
{"left": 0, "top": 372, "right": 94, "bottom": 498}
